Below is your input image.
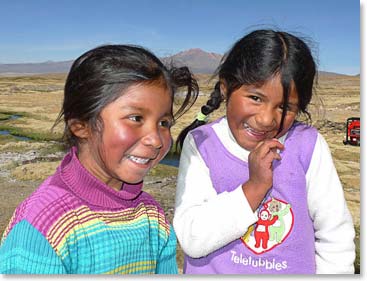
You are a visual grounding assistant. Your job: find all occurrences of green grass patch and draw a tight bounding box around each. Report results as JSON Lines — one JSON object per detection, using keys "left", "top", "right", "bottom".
{"left": 0, "top": 110, "right": 56, "bottom": 122}
{"left": 0, "top": 124, "right": 61, "bottom": 141}
{"left": 38, "top": 142, "right": 66, "bottom": 156}
{"left": 0, "top": 111, "right": 29, "bottom": 121}
{"left": 0, "top": 111, "right": 61, "bottom": 141}
{"left": 0, "top": 110, "right": 30, "bottom": 117}
{"left": 0, "top": 134, "right": 17, "bottom": 144}
{"left": 148, "top": 163, "right": 178, "bottom": 178}
{"left": 0, "top": 113, "right": 11, "bottom": 120}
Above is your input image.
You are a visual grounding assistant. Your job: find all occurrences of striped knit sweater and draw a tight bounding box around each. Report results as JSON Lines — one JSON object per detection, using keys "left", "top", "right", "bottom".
{"left": 0, "top": 147, "right": 178, "bottom": 274}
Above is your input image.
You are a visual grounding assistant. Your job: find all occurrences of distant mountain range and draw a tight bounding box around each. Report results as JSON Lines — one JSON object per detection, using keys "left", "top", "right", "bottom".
{"left": 0, "top": 60, "right": 74, "bottom": 75}
{"left": 0, "top": 48, "right": 353, "bottom": 76}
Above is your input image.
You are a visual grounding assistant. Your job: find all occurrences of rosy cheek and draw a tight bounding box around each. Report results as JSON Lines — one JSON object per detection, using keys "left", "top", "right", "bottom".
{"left": 107, "top": 126, "right": 137, "bottom": 148}
{"left": 119, "top": 129, "right": 137, "bottom": 146}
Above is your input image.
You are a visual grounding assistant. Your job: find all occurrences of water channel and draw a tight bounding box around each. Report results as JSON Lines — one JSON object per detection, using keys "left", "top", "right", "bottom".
{"left": 0, "top": 114, "right": 31, "bottom": 141}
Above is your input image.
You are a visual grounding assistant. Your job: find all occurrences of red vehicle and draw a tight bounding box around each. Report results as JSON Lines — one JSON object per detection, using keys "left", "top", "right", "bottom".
{"left": 343, "top": 117, "right": 360, "bottom": 146}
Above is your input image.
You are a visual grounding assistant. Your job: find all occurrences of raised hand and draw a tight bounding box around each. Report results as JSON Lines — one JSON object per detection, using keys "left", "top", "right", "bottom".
{"left": 242, "top": 138, "right": 284, "bottom": 211}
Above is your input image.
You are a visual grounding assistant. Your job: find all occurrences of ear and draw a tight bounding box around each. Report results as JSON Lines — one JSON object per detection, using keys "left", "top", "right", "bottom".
{"left": 68, "top": 119, "right": 90, "bottom": 139}
{"left": 219, "top": 79, "right": 227, "bottom": 100}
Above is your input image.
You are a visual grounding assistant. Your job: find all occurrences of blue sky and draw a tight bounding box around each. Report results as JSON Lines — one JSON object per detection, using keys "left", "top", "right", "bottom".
{"left": 0, "top": 0, "right": 360, "bottom": 75}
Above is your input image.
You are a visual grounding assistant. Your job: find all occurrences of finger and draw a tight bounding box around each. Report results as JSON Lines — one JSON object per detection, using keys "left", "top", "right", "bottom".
{"left": 270, "top": 148, "right": 282, "bottom": 160}
{"left": 267, "top": 138, "right": 285, "bottom": 150}
{"left": 261, "top": 147, "right": 282, "bottom": 163}
{"left": 255, "top": 139, "right": 284, "bottom": 158}
{"left": 254, "top": 140, "right": 265, "bottom": 150}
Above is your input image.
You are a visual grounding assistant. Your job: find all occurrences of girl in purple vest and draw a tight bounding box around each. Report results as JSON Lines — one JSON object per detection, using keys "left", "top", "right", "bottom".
{"left": 173, "top": 29, "right": 355, "bottom": 274}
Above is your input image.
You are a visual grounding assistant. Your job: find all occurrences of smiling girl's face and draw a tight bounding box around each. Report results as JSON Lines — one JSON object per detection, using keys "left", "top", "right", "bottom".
{"left": 225, "top": 75, "right": 299, "bottom": 151}
{"left": 75, "top": 82, "right": 173, "bottom": 191}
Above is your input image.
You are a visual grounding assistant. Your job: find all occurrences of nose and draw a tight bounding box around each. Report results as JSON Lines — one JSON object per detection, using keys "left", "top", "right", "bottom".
{"left": 256, "top": 106, "right": 277, "bottom": 129}
{"left": 142, "top": 126, "right": 163, "bottom": 150}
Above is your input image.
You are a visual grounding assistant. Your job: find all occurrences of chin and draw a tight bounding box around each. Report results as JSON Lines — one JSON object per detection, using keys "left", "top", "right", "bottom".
{"left": 122, "top": 176, "right": 145, "bottom": 184}
{"left": 236, "top": 139, "right": 254, "bottom": 150}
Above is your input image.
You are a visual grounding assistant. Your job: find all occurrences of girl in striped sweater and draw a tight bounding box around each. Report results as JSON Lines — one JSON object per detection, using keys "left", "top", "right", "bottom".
{"left": 0, "top": 45, "right": 198, "bottom": 274}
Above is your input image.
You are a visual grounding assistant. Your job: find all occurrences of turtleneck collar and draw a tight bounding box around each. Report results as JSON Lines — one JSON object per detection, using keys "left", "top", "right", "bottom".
{"left": 58, "top": 147, "right": 143, "bottom": 208}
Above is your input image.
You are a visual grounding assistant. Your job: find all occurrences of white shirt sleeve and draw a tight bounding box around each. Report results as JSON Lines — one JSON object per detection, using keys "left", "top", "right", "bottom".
{"left": 306, "top": 133, "right": 355, "bottom": 274}
{"left": 173, "top": 133, "right": 258, "bottom": 258}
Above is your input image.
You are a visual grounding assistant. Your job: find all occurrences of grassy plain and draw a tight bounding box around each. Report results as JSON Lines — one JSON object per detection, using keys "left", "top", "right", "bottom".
{"left": 0, "top": 73, "right": 360, "bottom": 273}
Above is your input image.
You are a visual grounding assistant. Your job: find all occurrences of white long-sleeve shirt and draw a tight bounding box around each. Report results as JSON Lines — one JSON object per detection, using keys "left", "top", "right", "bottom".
{"left": 173, "top": 117, "right": 355, "bottom": 274}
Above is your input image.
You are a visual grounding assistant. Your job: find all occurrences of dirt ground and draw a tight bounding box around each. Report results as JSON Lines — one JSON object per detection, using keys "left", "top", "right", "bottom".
{"left": 0, "top": 73, "right": 360, "bottom": 273}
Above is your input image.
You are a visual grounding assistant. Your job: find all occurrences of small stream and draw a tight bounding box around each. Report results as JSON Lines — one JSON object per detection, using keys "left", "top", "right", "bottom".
{"left": 0, "top": 130, "right": 31, "bottom": 141}
{"left": 0, "top": 114, "right": 31, "bottom": 141}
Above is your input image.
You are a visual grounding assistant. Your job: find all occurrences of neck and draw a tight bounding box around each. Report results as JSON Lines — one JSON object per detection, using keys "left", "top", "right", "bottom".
{"left": 76, "top": 143, "right": 123, "bottom": 191}
{"left": 57, "top": 147, "right": 144, "bottom": 208}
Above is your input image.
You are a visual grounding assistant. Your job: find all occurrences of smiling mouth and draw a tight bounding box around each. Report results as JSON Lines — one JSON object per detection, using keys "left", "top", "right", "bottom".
{"left": 127, "top": 155, "right": 151, "bottom": 165}
{"left": 243, "top": 123, "right": 267, "bottom": 137}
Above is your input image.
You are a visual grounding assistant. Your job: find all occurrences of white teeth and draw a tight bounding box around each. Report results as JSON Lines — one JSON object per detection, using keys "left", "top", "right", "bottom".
{"left": 244, "top": 123, "right": 265, "bottom": 136}
{"left": 127, "top": 155, "right": 150, "bottom": 164}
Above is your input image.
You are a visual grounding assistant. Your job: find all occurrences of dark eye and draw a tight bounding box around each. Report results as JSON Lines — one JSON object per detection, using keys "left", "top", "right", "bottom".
{"left": 128, "top": 115, "right": 143, "bottom": 122}
{"left": 159, "top": 119, "right": 173, "bottom": 128}
{"left": 249, "top": 95, "right": 261, "bottom": 102}
{"left": 280, "top": 104, "right": 298, "bottom": 113}
{"left": 279, "top": 105, "right": 289, "bottom": 111}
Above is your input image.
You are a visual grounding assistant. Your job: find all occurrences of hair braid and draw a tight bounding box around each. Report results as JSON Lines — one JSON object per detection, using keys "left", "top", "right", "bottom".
{"left": 175, "top": 81, "right": 224, "bottom": 152}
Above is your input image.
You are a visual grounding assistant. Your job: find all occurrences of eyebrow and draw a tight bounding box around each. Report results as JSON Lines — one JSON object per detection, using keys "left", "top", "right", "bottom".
{"left": 122, "top": 105, "right": 173, "bottom": 118}
{"left": 247, "top": 88, "right": 299, "bottom": 106}
{"left": 247, "top": 88, "right": 263, "bottom": 95}
{"left": 122, "top": 105, "right": 145, "bottom": 111}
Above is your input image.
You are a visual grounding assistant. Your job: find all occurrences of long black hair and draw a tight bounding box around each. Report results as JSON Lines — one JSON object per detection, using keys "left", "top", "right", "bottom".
{"left": 53, "top": 44, "right": 199, "bottom": 149}
{"left": 176, "top": 29, "right": 317, "bottom": 151}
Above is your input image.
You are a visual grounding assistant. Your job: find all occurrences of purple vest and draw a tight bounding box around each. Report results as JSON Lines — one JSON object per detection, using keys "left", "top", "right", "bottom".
{"left": 184, "top": 119, "right": 317, "bottom": 274}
